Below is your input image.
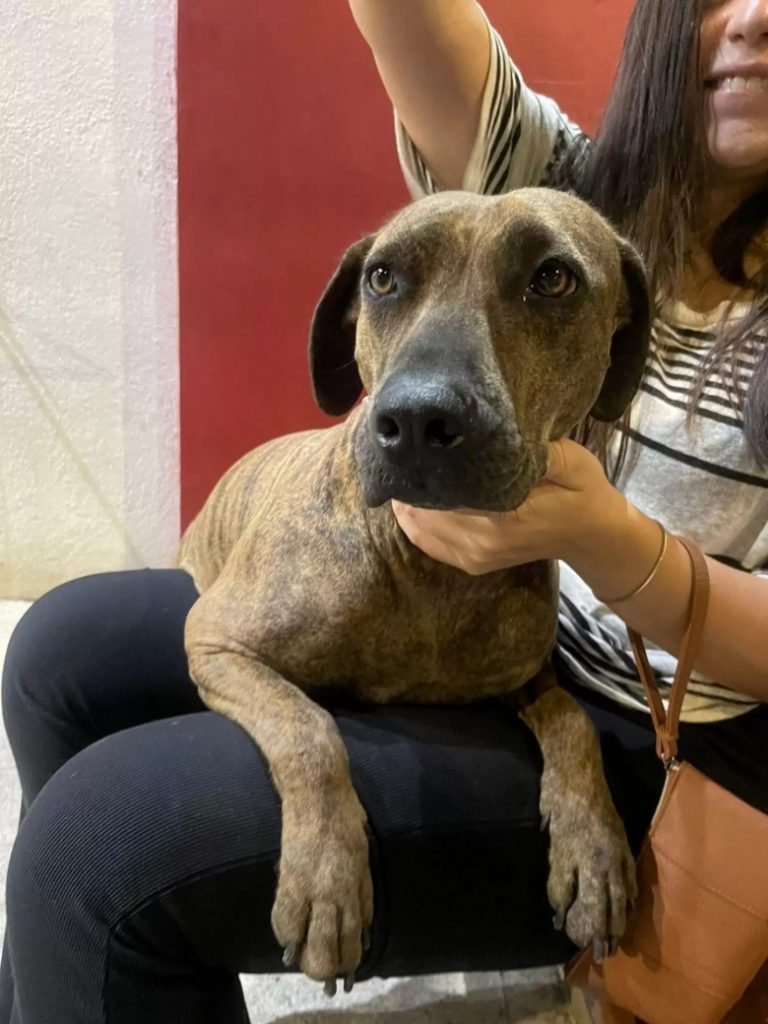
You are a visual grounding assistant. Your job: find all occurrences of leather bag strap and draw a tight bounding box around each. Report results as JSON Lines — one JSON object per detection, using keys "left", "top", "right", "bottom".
{"left": 627, "top": 536, "right": 710, "bottom": 764}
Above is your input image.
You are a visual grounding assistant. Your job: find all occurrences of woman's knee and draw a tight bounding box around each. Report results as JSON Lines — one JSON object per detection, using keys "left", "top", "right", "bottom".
{"left": 7, "top": 773, "right": 259, "bottom": 1024}
{"left": 7, "top": 712, "right": 282, "bottom": 965}
{"left": 2, "top": 570, "right": 198, "bottom": 756}
{"left": 1, "top": 579, "right": 84, "bottom": 748}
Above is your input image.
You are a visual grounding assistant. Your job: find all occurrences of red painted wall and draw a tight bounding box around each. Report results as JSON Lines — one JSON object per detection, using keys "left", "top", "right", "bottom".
{"left": 178, "top": 0, "right": 634, "bottom": 526}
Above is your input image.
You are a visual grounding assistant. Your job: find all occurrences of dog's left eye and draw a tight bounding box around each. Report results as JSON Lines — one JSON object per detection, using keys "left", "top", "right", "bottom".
{"left": 528, "top": 260, "right": 578, "bottom": 299}
{"left": 367, "top": 265, "right": 396, "bottom": 296}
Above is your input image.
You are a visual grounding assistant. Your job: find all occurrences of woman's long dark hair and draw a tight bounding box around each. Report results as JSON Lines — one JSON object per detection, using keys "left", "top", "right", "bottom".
{"left": 569, "top": 0, "right": 768, "bottom": 472}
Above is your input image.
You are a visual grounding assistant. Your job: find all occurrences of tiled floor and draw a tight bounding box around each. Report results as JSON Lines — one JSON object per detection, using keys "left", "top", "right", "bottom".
{"left": 0, "top": 600, "right": 588, "bottom": 1024}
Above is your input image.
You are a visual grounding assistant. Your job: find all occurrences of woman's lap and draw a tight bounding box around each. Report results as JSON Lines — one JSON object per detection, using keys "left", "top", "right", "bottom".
{"left": 2, "top": 568, "right": 765, "bottom": 1022}
{"left": 7, "top": 703, "right": 572, "bottom": 1015}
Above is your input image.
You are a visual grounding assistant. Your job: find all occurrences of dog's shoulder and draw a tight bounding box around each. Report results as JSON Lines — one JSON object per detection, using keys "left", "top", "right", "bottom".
{"left": 177, "top": 420, "right": 368, "bottom": 594}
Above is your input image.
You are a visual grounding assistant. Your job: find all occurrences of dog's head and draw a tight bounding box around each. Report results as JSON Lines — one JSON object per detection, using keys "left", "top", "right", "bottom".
{"left": 309, "top": 189, "right": 651, "bottom": 511}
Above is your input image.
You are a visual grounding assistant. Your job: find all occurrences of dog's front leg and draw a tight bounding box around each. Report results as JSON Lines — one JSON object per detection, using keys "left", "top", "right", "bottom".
{"left": 186, "top": 611, "right": 372, "bottom": 992}
{"left": 518, "top": 666, "right": 637, "bottom": 957}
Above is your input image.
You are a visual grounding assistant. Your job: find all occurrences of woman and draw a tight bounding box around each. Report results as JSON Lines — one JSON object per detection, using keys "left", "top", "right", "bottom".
{"left": 1, "top": 2, "right": 765, "bottom": 1023}
{"left": 352, "top": 0, "right": 768, "bottom": 1015}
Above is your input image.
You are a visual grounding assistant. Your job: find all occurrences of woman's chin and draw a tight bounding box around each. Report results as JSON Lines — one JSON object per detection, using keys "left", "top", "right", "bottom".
{"left": 707, "top": 127, "right": 768, "bottom": 181}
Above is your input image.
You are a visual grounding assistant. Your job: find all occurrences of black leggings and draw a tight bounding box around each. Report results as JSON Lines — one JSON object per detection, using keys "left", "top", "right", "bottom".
{"left": 1, "top": 570, "right": 766, "bottom": 1024}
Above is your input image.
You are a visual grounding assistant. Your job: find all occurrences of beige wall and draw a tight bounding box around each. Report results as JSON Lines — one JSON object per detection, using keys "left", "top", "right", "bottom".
{"left": 0, "top": 0, "right": 179, "bottom": 598}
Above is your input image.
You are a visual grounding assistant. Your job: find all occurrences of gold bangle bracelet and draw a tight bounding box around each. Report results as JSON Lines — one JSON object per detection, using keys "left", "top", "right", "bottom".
{"left": 596, "top": 521, "right": 669, "bottom": 605}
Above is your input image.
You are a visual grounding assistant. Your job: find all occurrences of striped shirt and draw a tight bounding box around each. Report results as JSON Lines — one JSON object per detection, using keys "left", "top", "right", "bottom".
{"left": 395, "top": 15, "right": 768, "bottom": 723}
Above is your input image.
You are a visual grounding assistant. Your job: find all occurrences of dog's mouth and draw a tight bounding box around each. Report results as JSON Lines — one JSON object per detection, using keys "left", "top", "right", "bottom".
{"left": 354, "top": 431, "right": 545, "bottom": 513}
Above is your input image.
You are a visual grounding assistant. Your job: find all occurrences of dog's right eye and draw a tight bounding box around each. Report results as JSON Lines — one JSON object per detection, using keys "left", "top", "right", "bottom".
{"left": 367, "top": 265, "right": 396, "bottom": 296}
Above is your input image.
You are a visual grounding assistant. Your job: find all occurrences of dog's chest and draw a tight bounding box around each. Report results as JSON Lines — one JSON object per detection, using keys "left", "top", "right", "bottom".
{"left": 352, "top": 576, "right": 556, "bottom": 702}
{"left": 257, "top": 555, "right": 558, "bottom": 704}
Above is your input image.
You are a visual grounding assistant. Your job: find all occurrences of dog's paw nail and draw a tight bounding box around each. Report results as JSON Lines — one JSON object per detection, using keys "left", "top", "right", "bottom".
{"left": 608, "top": 937, "right": 619, "bottom": 958}
{"left": 552, "top": 910, "right": 565, "bottom": 931}
{"left": 282, "top": 942, "right": 298, "bottom": 968}
{"left": 592, "top": 938, "right": 604, "bottom": 963}
{"left": 344, "top": 972, "right": 355, "bottom": 993}
{"left": 362, "top": 927, "right": 372, "bottom": 953}
{"left": 324, "top": 979, "right": 337, "bottom": 998}
{"left": 539, "top": 813, "right": 551, "bottom": 833}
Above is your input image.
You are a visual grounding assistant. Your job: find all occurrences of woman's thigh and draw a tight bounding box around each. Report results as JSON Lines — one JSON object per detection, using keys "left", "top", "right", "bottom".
{"left": 6, "top": 700, "right": 577, "bottom": 1024}
{"left": 2, "top": 569, "right": 202, "bottom": 807}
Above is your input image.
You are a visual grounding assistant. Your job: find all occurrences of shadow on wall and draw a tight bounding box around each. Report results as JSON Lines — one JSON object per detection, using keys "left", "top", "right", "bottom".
{"left": 0, "top": 304, "right": 145, "bottom": 598}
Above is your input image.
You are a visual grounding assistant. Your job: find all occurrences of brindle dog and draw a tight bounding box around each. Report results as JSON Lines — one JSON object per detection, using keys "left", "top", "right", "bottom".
{"left": 178, "top": 188, "right": 650, "bottom": 993}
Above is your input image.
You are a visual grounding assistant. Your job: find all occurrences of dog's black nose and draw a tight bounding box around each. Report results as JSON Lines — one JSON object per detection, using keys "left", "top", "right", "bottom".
{"left": 372, "top": 382, "right": 472, "bottom": 458}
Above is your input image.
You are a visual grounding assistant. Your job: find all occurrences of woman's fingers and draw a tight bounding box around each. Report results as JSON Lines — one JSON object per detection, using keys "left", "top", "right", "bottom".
{"left": 391, "top": 501, "right": 531, "bottom": 574}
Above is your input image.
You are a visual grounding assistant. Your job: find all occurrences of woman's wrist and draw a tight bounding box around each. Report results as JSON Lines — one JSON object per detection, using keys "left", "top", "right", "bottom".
{"left": 562, "top": 486, "right": 693, "bottom": 646}
{"left": 561, "top": 486, "right": 664, "bottom": 601}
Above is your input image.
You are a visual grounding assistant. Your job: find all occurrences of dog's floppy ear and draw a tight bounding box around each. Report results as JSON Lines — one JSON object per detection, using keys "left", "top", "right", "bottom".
{"left": 589, "top": 239, "right": 652, "bottom": 423}
{"left": 309, "top": 234, "right": 375, "bottom": 417}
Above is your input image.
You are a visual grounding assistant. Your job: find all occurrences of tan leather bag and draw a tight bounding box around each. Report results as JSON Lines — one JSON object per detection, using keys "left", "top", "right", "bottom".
{"left": 567, "top": 536, "right": 768, "bottom": 1024}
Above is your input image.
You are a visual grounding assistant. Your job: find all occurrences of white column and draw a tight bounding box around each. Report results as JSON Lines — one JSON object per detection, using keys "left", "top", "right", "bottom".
{"left": 0, "top": 0, "right": 179, "bottom": 599}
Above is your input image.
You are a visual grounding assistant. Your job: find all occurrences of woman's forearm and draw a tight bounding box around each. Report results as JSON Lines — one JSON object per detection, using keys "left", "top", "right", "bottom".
{"left": 348, "top": 0, "right": 490, "bottom": 188}
{"left": 566, "top": 498, "right": 768, "bottom": 702}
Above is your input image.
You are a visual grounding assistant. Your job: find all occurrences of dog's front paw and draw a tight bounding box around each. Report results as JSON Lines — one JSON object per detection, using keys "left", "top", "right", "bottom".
{"left": 545, "top": 800, "right": 637, "bottom": 957}
{"left": 272, "top": 791, "right": 373, "bottom": 993}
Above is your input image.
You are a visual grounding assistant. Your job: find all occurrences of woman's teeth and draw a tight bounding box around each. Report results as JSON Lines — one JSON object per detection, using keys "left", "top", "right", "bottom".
{"left": 714, "top": 76, "right": 768, "bottom": 93}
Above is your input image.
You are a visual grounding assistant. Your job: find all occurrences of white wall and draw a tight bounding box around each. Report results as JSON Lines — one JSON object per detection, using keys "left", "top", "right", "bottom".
{"left": 0, "top": 0, "right": 179, "bottom": 599}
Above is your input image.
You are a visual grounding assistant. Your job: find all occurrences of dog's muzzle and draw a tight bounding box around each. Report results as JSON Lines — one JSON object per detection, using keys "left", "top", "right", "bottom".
{"left": 354, "top": 374, "right": 536, "bottom": 511}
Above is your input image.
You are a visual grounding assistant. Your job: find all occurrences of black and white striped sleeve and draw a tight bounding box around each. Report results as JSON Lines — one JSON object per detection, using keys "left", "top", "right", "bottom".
{"left": 395, "top": 14, "right": 587, "bottom": 199}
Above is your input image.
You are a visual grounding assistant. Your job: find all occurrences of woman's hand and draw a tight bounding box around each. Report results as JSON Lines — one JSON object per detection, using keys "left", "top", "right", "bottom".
{"left": 391, "top": 438, "right": 627, "bottom": 575}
